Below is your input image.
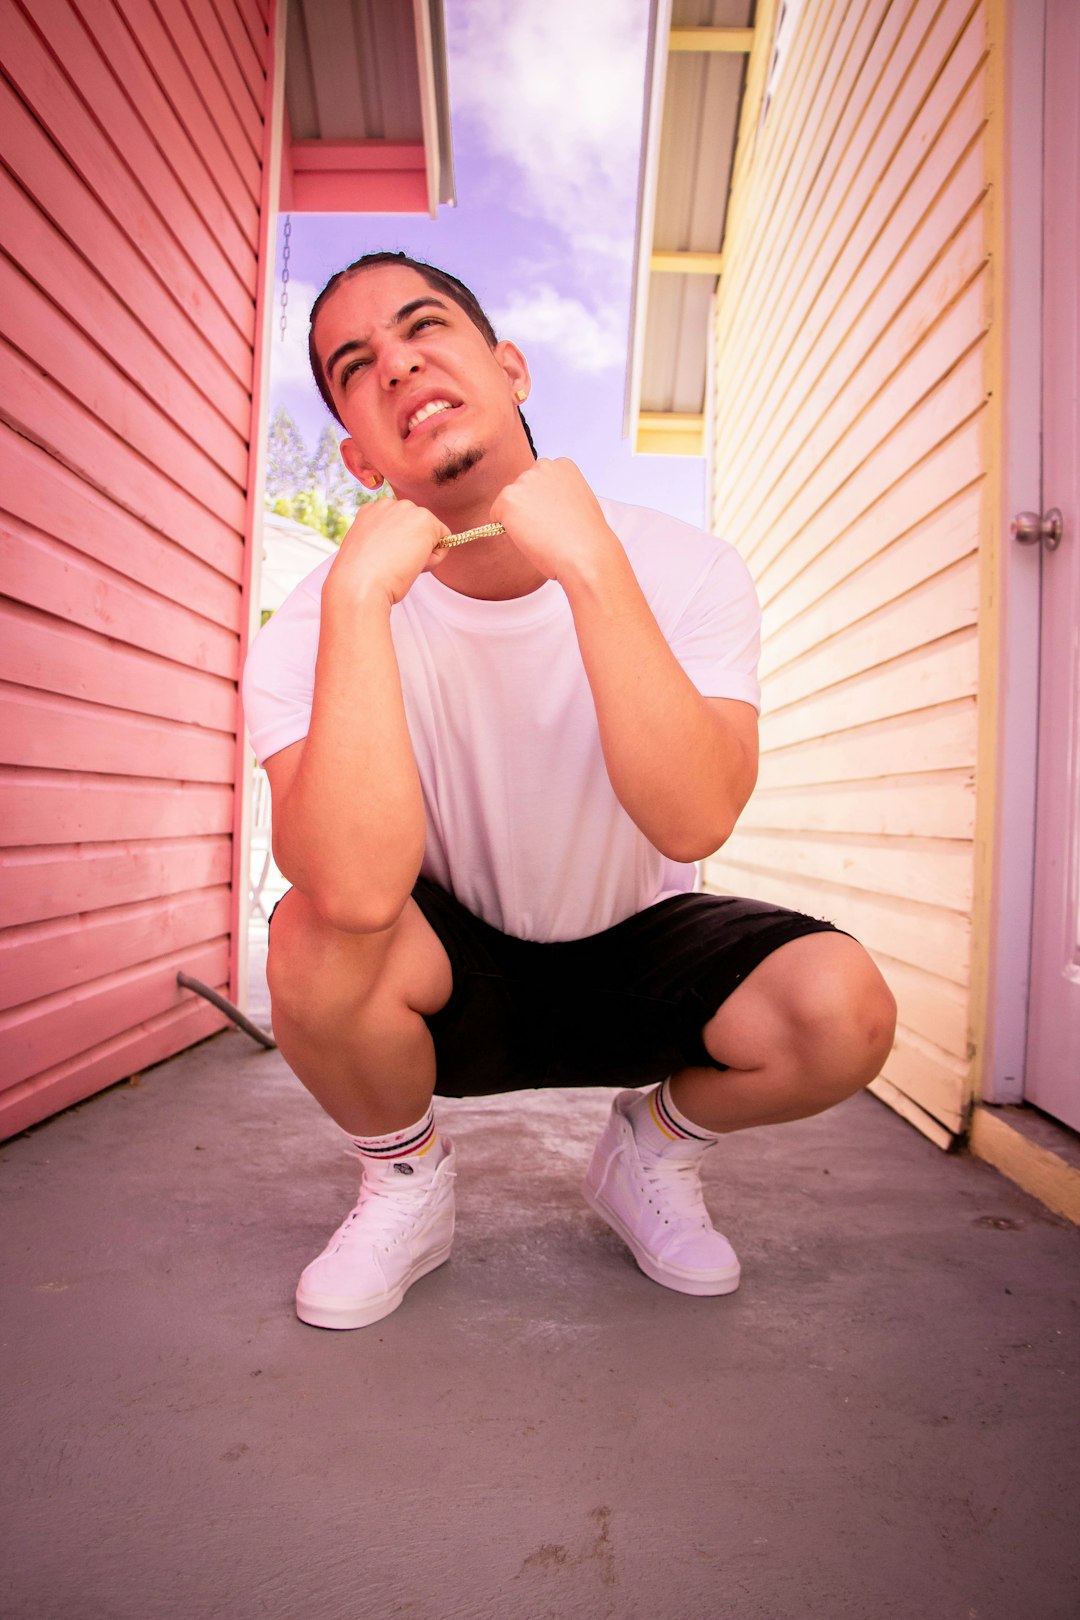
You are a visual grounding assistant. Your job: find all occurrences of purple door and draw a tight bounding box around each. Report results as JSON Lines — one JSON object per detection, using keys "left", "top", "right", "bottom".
{"left": 1024, "top": 0, "right": 1080, "bottom": 1128}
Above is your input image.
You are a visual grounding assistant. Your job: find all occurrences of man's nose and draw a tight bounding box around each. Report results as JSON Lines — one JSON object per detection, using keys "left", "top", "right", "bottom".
{"left": 380, "top": 345, "right": 423, "bottom": 389}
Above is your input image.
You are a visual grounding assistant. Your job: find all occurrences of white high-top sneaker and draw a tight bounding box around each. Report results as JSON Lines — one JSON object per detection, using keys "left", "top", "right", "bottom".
{"left": 296, "top": 1142, "right": 457, "bottom": 1329}
{"left": 583, "top": 1094, "right": 740, "bottom": 1296}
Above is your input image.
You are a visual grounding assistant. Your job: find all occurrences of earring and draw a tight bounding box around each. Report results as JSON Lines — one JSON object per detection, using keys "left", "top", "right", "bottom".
{"left": 515, "top": 389, "right": 528, "bottom": 403}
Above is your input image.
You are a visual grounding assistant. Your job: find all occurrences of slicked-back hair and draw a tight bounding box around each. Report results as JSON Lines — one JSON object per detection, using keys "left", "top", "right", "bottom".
{"left": 307, "top": 250, "right": 537, "bottom": 458}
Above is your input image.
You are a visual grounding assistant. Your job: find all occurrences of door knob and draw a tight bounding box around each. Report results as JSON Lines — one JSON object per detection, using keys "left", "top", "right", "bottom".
{"left": 1011, "top": 509, "right": 1064, "bottom": 550}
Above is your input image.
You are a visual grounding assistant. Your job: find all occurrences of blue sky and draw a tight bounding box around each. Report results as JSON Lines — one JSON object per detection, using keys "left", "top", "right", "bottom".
{"left": 268, "top": 0, "right": 706, "bottom": 528}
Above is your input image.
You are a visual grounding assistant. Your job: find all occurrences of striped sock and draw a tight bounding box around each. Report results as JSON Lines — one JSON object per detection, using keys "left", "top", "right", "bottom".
{"left": 348, "top": 1101, "right": 442, "bottom": 1180}
{"left": 628, "top": 1078, "right": 719, "bottom": 1164}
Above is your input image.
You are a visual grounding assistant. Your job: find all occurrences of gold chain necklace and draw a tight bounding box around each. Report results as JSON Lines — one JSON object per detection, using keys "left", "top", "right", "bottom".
{"left": 436, "top": 521, "right": 506, "bottom": 552}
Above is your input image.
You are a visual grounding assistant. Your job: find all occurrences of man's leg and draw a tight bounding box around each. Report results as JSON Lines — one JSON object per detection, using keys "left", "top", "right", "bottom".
{"left": 671, "top": 931, "right": 897, "bottom": 1131}
{"left": 267, "top": 886, "right": 453, "bottom": 1136}
{"left": 267, "top": 888, "right": 457, "bottom": 1331}
{"left": 585, "top": 930, "right": 896, "bottom": 1297}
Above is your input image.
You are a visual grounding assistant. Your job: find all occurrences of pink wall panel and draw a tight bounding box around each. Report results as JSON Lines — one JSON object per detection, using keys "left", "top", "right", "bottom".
{"left": 25, "top": 0, "right": 258, "bottom": 318}
{"left": 0, "top": 435, "right": 243, "bottom": 633}
{"left": 0, "top": 686, "right": 236, "bottom": 781}
{"left": 0, "top": 998, "right": 226, "bottom": 1139}
{"left": 0, "top": 342, "right": 245, "bottom": 579}
{"left": 1, "top": 6, "right": 255, "bottom": 355}
{"left": 0, "top": 838, "right": 233, "bottom": 929}
{"left": 0, "top": 775, "right": 234, "bottom": 847}
{"left": 0, "top": 168, "right": 250, "bottom": 485}
{"left": 0, "top": 258, "right": 248, "bottom": 531}
{"left": 0, "top": 888, "right": 233, "bottom": 1010}
{"left": 0, "top": 600, "right": 237, "bottom": 730}
{"left": 0, "top": 77, "right": 251, "bottom": 416}
{"left": 111, "top": 0, "right": 262, "bottom": 196}
{"left": 0, "top": 940, "right": 230, "bottom": 1093}
{"left": 0, "top": 0, "right": 273, "bottom": 1137}
{"left": 66, "top": 0, "right": 260, "bottom": 263}
{"left": 110, "top": 0, "right": 261, "bottom": 202}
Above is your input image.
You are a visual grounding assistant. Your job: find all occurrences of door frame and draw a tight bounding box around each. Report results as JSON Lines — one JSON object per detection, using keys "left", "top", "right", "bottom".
{"left": 979, "top": 0, "right": 1045, "bottom": 1106}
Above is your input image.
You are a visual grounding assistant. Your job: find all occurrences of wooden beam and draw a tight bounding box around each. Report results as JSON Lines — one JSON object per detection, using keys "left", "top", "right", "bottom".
{"left": 651, "top": 250, "right": 725, "bottom": 275}
{"left": 286, "top": 140, "right": 429, "bottom": 213}
{"left": 635, "top": 412, "right": 705, "bottom": 457}
{"left": 969, "top": 1106, "right": 1080, "bottom": 1224}
{"left": 668, "top": 26, "right": 756, "bottom": 53}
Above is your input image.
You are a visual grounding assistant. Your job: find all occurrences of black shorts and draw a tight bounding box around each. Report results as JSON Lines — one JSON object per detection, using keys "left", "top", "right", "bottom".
{"left": 403, "top": 878, "right": 844, "bottom": 1097}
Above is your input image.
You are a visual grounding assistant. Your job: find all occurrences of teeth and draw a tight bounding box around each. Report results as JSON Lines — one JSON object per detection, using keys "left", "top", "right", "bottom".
{"left": 407, "top": 399, "right": 454, "bottom": 434}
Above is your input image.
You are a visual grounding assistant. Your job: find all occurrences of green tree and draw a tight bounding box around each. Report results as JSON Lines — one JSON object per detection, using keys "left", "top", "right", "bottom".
{"left": 266, "top": 410, "right": 393, "bottom": 542}
{"left": 265, "top": 407, "right": 308, "bottom": 498}
{"left": 308, "top": 424, "right": 349, "bottom": 504}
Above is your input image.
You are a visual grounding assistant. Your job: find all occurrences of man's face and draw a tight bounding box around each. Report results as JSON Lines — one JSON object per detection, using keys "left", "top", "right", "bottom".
{"left": 312, "top": 264, "right": 528, "bottom": 499}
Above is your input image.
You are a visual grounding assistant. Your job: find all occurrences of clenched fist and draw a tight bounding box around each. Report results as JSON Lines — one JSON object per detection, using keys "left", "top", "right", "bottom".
{"left": 324, "top": 497, "right": 450, "bottom": 610}
{"left": 490, "top": 458, "right": 622, "bottom": 588}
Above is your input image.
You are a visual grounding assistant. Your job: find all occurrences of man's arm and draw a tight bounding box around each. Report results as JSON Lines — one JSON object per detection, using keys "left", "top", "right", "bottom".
{"left": 491, "top": 459, "right": 758, "bottom": 862}
{"left": 564, "top": 553, "right": 758, "bottom": 861}
{"left": 266, "top": 499, "right": 448, "bottom": 933}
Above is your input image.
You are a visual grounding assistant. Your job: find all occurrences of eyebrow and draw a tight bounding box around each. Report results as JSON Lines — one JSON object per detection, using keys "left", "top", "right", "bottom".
{"left": 325, "top": 298, "right": 451, "bottom": 383}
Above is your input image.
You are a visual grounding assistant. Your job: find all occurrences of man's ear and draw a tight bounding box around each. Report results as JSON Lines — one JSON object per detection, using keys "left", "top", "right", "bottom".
{"left": 494, "top": 340, "right": 531, "bottom": 404}
{"left": 340, "top": 436, "right": 383, "bottom": 491}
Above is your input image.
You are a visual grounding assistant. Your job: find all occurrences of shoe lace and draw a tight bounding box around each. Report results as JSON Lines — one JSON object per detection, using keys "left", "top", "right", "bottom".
{"left": 641, "top": 1154, "right": 711, "bottom": 1227}
{"left": 334, "top": 1168, "right": 454, "bottom": 1250}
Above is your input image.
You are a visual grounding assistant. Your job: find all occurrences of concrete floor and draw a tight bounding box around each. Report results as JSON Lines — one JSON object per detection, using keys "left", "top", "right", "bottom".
{"left": 2, "top": 942, "right": 1079, "bottom": 1620}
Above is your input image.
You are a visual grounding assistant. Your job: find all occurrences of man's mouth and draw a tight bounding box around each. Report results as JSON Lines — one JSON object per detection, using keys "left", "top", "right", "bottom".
{"left": 402, "top": 398, "right": 461, "bottom": 438}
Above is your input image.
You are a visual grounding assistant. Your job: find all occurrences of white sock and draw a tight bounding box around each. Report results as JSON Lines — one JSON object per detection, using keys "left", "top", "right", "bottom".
{"left": 347, "top": 1101, "right": 443, "bottom": 1181}
{"left": 627, "top": 1079, "right": 719, "bottom": 1165}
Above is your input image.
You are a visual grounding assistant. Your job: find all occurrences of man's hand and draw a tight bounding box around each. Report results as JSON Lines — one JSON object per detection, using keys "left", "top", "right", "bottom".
{"left": 490, "top": 458, "right": 622, "bottom": 587}
{"left": 325, "top": 497, "right": 450, "bottom": 610}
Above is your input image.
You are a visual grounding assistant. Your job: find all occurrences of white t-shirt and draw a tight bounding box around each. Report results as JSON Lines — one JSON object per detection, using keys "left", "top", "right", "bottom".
{"left": 242, "top": 495, "right": 761, "bottom": 943}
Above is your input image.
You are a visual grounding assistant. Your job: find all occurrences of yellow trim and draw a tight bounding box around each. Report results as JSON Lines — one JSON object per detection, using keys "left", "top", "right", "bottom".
{"left": 651, "top": 250, "right": 725, "bottom": 275}
{"left": 669, "top": 27, "right": 755, "bottom": 53}
{"left": 635, "top": 412, "right": 705, "bottom": 457}
{"left": 969, "top": 1108, "right": 1080, "bottom": 1224}
{"left": 967, "top": 0, "right": 1008, "bottom": 1118}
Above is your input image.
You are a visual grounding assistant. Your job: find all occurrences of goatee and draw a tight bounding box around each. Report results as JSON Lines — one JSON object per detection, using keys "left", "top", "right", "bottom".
{"left": 433, "top": 445, "right": 485, "bottom": 485}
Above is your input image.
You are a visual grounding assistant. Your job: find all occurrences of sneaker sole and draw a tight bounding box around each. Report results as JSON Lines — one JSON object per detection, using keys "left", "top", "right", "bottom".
{"left": 583, "top": 1178, "right": 741, "bottom": 1298}
{"left": 295, "top": 1240, "right": 453, "bottom": 1330}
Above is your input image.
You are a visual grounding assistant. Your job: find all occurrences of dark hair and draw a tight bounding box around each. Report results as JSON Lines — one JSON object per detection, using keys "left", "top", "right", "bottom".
{"left": 308, "top": 250, "right": 537, "bottom": 457}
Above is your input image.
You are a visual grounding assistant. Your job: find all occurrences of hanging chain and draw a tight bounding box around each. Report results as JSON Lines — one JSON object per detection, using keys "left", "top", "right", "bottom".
{"left": 279, "top": 214, "right": 292, "bottom": 341}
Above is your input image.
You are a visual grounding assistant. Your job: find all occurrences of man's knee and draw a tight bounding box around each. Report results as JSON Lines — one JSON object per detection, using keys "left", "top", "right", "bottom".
{"left": 795, "top": 937, "right": 897, "bottom": 1081}
{"left": 703, "top": 931, "right": 897, "bottom": 1084}
{"left": 266, "top": 888, "right": 452, "bottom": 1032}
{"left": 267, "top": 889, "right": 383, "bottom": 1025}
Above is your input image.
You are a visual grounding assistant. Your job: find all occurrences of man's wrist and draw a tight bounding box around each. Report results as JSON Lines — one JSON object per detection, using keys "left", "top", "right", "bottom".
{"left": 321, "top": 569, "right": 395, "bottom": 622}
{"left": 561, "top": 527, "right": 636, "bottom": 609}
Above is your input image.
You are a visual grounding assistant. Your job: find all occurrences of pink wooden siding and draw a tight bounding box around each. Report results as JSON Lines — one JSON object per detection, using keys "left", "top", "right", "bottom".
{"left": 0, "top": 0, "right": 273, "bottom": 1137}
{"left": 705, "top": 0, "right": 995, "bottom": 1145}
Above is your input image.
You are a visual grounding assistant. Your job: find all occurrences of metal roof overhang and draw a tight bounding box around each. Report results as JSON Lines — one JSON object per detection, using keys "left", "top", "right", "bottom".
{"left": 280, "top": 0, "right": 455, "bottom": 217}
{"left": 625, "top": 1, "right": 758, "bottom": 455}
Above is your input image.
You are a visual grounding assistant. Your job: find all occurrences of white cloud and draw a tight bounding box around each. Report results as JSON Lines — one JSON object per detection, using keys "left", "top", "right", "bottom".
{"left": 448, "top": 0, "right": 648, "bottom": 268}
{"left": 489, "top": 286, "right": 627, "bottom": 375}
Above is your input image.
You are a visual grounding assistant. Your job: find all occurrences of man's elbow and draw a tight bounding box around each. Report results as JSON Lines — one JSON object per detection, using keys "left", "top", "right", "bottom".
{"left": 658, "top": 823, "right": 736, "bottom": 865}
{"left": 654, "top": 798, "right": 747, "bottom": 864}
{"left": 273, "top": 846, "right": 411, "bottom": 935}
{"left": 309, "top": 887, "right": 410, "bottom": 936}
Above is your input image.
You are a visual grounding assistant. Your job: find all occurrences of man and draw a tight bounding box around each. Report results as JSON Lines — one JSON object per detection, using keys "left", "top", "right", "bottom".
{"left": 242, "top": 252, "right": 896, "bottom": 1331}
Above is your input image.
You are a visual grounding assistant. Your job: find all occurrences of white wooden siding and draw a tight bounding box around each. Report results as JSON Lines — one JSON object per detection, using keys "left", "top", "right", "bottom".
{"left": 706, "top": 0, "right": 993, "bottom": 1141}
